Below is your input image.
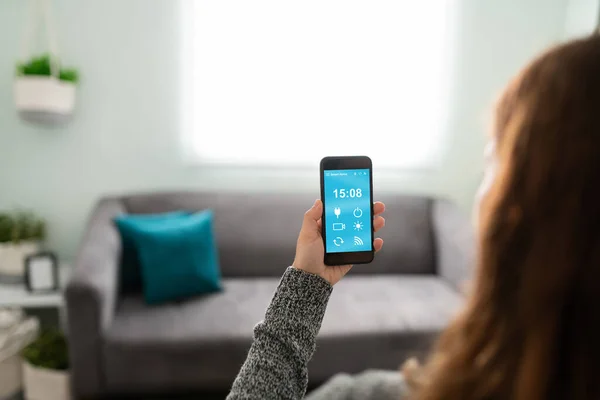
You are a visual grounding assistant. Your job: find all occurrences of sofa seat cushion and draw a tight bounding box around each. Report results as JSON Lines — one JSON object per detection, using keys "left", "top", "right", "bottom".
{"left": 104, "top": 277, "right": 279, "bottom": 393}
{"left": 310, "top": 276, "right": 464, "bottom": 382}
{"left": 103, "top": 275, "right": 463, "bottom": 393}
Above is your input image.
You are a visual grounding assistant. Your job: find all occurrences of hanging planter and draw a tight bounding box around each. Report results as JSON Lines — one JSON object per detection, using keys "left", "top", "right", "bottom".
{"left": 15, "top": 55, "right": 78, "bottom": 125}
{"left": 14, "top": 0, "right": 80, "bottom": 126}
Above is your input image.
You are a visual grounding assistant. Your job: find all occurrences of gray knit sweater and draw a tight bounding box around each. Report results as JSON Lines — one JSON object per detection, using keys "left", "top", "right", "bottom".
{"left": 227, "top": 267, "right": 407, "bottom": 400}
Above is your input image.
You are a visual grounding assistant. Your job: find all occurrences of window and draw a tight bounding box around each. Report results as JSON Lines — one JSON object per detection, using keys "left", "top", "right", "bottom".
{"left": 182, "top": 1, "right": 452, "bottom": 168}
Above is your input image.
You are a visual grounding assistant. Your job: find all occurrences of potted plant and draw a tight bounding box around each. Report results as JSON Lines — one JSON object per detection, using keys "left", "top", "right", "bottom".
{"left": 14, "top": 54, "right": 79, "bottom": 125}
{"left": 21, "top": 329, "right": 70, "bottom": 400}
{"left": 0, "top": 212, "right": 46, "bottom": 283}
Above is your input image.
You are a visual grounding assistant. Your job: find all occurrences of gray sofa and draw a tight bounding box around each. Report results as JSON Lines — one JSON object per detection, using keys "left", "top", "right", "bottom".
{"left": 66, "top": 191, "right": 473, "bottom": 398}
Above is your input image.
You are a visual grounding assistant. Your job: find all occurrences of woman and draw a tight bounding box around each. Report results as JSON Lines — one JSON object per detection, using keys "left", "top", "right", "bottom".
{"left": 228, "top": 34, "right": 600, "bottom": 400}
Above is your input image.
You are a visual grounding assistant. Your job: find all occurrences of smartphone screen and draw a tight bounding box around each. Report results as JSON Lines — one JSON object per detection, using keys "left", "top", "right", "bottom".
{"left": 321, "top": 156, "right": 374, "bottom": 265}
{"left": 323, "top": 169, "right": 372, "bottom": 253}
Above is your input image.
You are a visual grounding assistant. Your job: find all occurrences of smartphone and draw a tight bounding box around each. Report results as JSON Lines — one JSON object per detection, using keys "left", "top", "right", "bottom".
{"left": 320, "top": 156, "right": 374, "bottom": 266}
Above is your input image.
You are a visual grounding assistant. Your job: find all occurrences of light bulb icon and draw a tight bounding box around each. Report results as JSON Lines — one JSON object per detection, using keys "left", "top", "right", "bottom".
{"left": 334, "top": 207, "right": 341, "bottom": 218}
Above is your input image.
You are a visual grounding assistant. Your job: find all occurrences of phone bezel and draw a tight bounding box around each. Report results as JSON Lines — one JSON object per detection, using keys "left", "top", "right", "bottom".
{"left": 320, "top": 156, "right": 374, "bottom": 266}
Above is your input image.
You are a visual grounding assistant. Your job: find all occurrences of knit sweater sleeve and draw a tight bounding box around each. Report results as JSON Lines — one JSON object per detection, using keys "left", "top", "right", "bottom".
{"left": 227, "top": 267, "right": 333, "bottom": 400}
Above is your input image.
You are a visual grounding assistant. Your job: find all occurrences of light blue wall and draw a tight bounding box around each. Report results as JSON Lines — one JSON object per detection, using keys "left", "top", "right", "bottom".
{"left": 564, "top": 0, "right": 599, "bottom": 38}
{"left": 0, "top": 0, "right": 570, "bottom": 260}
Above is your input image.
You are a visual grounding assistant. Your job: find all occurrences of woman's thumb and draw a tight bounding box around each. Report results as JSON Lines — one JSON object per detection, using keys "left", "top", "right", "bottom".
{"left": 302, "top": 199, "right": 323, "bottom": 233}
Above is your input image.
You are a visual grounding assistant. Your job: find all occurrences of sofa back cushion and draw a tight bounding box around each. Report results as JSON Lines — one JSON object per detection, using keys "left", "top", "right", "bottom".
{"left": 121, "top": 191, "right": 435, "bottom": 278}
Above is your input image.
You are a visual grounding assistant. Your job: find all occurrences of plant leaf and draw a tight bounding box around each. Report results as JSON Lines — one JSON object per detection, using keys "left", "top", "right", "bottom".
{"left": 22, "top": 329, "right": 69, "bottom": 370}
{"left": 15, "top": 53, "right": 79, "bottom": 84}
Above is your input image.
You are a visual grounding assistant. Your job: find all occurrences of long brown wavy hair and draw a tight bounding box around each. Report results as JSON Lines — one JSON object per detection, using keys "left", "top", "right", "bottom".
{"left": 409, "top": 35, "right": 600, "bottom": 400}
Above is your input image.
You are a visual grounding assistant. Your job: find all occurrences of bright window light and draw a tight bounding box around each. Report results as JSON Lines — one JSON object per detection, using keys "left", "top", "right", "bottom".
{"left": 183, "top": 1, "right": 451, "bottom": 168}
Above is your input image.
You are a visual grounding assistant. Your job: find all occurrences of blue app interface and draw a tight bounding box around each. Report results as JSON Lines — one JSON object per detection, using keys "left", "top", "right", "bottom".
{"left": 323, "top": 169, "right": 372, "bottom": 253}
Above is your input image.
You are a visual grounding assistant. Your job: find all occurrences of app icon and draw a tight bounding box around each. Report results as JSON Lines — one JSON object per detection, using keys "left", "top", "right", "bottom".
{"left": 332, "top": 223, "right": 345, "bottom": 231}
{"left": 334, "top": 207, "right": 341, "bottom": 219}
{"left": 333, "top": 237, "right": 344, "bottom": 246}
{"left": 353, "top": 221, "right": 363, "bottom": 231}
{"left": 353, "top": 207, "right": 363, "bottom": 218}
{"left": 353, "top": 236, "right": 364, "bottom": 246}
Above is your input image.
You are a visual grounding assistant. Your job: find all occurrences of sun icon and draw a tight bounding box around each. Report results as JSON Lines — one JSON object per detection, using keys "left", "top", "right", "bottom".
{"left": 353, "top": 221, "right": 363, "bottom": 231}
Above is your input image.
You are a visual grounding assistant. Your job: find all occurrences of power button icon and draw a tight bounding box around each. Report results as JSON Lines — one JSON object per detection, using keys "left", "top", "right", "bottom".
{"left": 353, "top": 207, "right": 363, "bottom": 218}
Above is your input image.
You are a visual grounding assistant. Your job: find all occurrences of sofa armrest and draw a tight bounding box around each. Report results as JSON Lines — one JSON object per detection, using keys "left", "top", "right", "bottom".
{"left": 65, "top": 198, "right": 125, "bottom": 398}
{"left": 432, "top": 199, "right": 475, "bottom": 293}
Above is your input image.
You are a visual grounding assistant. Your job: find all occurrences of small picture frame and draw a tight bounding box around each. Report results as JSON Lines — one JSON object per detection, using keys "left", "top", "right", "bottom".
{"left": 24, "top": 252, "right": 59, "bottom": 293}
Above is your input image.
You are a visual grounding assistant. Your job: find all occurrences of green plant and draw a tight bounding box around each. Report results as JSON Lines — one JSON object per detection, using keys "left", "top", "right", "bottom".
{"left": 0, "top": 214, "right": 12, "bottom": 243}
{"left": 0, "top": 211, "right": 46, "bottom": 244}
{"left": 22, "top": 329, "right": 69, "bottom": 371}
{"left": 16, "top": 54, "right": 79, "bottom": 84}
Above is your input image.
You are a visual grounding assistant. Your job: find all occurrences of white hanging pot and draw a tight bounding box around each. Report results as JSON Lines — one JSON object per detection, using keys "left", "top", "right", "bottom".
{"left": 14, "top": 76, "right": 76, "bottom": 125}
{"left": 22, "top": 361, "right": 71, "bottom": 400}
{"left": 16, "top": 0, "right": 78, "bottom": 126}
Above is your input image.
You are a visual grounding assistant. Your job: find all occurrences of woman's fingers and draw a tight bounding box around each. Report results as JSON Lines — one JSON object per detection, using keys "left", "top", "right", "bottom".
{"left": 373, "top": 216, "right": 385, "bottom": 232}
{"left": 301, "top": 199, "right": 323, "bottom": 235}
{"left": 373, "top": 201, "right": 385, "bottom": 216}
{"left": 374, "top": 238, "right": 384, "bottom": 252}
{"left": 373, "top": 203, "right": 385, "bottom": 252}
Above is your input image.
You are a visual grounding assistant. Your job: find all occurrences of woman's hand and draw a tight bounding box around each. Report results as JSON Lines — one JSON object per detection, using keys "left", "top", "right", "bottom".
{"left": 292, "top": 199, "right": 385, "bottom": 285}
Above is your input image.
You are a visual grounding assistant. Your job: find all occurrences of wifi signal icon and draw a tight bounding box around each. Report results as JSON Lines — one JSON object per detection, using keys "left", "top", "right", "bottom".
{"left": 353, "top": 236, "right": 364, "bottom": 246}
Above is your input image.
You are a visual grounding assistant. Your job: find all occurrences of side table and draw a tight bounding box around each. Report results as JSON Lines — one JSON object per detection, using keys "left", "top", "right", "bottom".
{"left": 0, "top": 265, "right": 71, "bottom": 328}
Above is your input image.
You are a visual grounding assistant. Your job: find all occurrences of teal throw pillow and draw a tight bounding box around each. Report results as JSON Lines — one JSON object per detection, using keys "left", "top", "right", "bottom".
{"left": 116, "top": 210, "right": 222, "bottom": 304}
{"left": 115, "top": 211, "right": 190, "bottom": 293}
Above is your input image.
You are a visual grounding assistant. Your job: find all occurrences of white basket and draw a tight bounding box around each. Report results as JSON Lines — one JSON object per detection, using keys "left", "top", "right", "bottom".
{"left": 23, "top": 361, "right": 71, "bottom": 400}
{"left": 0, "top": 355, "right": 22, "bottom": 399}
{"left": 0, "top": 311, "right": 39, "bottom": 399}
